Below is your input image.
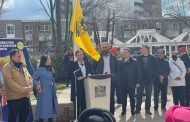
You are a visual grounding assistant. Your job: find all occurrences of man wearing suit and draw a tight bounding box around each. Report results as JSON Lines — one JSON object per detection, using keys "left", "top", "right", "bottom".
{"left": 136, "top": 45, "right": 158, "bottom": 115}
{"left": 179, "top": 47, "right": 190, "bottom": 107}
{"left": 92, "top": 42, "right": 119, "bottom": 115}
{"left": 119, "top": 49, "right": 141, "bottom": 117}
{"left": 70, "top": 49, "right": 92, "bottom": 117}
{"left": 154, "top": 49, "right": 170, "bottom": 111}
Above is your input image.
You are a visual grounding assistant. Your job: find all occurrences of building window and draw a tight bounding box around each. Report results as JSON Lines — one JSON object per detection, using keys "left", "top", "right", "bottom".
{"left": 25, "top": 25, "right": 33, "bottom": 35}
{"left": 38, "top": 25, "right": 49, "bottom": 34}
{"left": 140, "top": 23, "right": 148, "bottom": 29}
{"left": 172, "top": 23, "right": 179, "bottom": 31}
{"left": 168, "top": 22, "right": 179, "bottom": 31}
{"left": 6, "top": 24, "right": 15, "bottom": 38}
{"left": 134, "top": 2, "right": 143, "bottom": 7}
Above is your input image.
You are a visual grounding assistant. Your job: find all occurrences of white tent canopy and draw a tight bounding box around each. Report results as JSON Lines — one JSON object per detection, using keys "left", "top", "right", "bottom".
{"left": 171, "top": 31, "right": 190, "bottom": 43}
{"left": 113, "top": 29, "right": 172, "bottom": 49}
{"left": 113, "top": 29, "right": 190, "bottom": 59}
{"left": 127, "top": 29, "right": 171, "bottom": 44}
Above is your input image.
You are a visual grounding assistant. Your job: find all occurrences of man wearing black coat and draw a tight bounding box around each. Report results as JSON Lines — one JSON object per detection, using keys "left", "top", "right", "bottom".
{"left": 179, "top": 47, "right": 190, "bottom": 107}
{"left": 92, "top": 42, "right": 118, "bottom": 115}
{"left": 154, "top": 49, "right": 170, "bottom": 111}
{"left": 70, "top": 49, "right": 92, "bottom": 118}
{"left": 63, "top": 51, "right": 74, "bottom": 87}
{"left": 136, "top": 45, "right": 158, "bottom": 115}
{"left": 119, "top": 49, "right": 141, "bottom": 117}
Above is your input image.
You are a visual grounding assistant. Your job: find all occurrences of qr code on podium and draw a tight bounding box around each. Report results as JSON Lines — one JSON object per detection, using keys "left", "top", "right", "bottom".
{"left": 95, "top": 85, "right": 106, "bottom": 98}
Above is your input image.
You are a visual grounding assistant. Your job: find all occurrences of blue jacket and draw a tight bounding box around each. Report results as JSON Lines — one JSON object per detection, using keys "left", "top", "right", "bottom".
{"left": 33, "top": 67, "right": 59, "bottom": 119}
{"left": 180, "top": 52, "right": 190, "bottom": 69}
{"left": 119, "top": 57, "right": 141, "bottom": 89}
{"left": 156, "top": 58, "right": 170, "bottom": 85}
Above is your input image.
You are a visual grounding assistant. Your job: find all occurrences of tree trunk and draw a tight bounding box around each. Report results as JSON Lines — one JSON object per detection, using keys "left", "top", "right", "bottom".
{"left": 49, "top": 0, "right": 57, "bottom": 51}
{"left": 55, "top": 0, "right": 64, "bottom": 81}
{"left": 111, "top": 11, "right": 115, "bottom": 47}
{"left": 56, "top": 0, "right": 63, "bottom": 55}
{"left": 106, "top": 10, "right": 110, "bottom": 42}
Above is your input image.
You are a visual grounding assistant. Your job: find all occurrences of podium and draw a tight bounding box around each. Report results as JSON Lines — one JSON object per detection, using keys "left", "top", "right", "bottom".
{"left": 84, "top": 74, "right": 111, "bottom": 111}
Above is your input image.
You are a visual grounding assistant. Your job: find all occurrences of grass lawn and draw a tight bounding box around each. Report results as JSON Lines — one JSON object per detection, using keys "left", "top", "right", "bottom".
{"left": 56, "top": 82, "right": 67, "bottom": 90}
{"left": 30, "top": 82, "right": 66, "bottom": 101}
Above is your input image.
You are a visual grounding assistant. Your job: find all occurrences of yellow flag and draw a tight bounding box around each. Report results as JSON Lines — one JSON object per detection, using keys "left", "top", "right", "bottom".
{"left": 70, "top": 0, "right": 100, "bottom": 61}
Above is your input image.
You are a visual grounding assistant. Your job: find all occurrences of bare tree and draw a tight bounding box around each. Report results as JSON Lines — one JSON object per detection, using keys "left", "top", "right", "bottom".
{"left": 82, "top": 0, "right": 113, "bottom": 16}
{"left": 38, "top": 0, "right": 64, "bottom": 57}
{"left": 163, "top": 0, "right": 190, "bottom": 27}
{"left": 0, "top": 0, "right": 8, "bottom": 15}
{"left": 92, "top": 1, "right": 132, "bottom": 44}
{"left": 38, "top": 0, "right": 57, "bottom": 49}
{"left": 38, "top": 31, "right": 52, "bottom": 53}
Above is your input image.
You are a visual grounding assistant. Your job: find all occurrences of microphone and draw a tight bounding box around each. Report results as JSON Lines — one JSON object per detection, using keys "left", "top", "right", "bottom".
{"left": 73, "top": 68, "right": 81, "bottom": 75}
{"left": 73, "top": 63, "right": 84, "bottom": 74}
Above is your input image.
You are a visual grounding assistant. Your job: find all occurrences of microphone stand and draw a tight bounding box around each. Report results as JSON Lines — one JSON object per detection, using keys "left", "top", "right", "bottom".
{"left": 73, "top": 68, "right": 81, "bottom": 122}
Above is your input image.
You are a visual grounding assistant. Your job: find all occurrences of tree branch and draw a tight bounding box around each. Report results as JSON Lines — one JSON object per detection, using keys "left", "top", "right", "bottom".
{"left": 53, "top": 0, "right": 56, "bottom": 11}
{"left": 39, "top": 0, "right": 51, "bottom": 18}
{"left": 0, "top": 0, "right": 6, "bottom": 14}
{"left": 83, "top": 0, "right": 112, "bottom": 16}
{"left": 45, "top": 0, "right": 50, "bottom": 10}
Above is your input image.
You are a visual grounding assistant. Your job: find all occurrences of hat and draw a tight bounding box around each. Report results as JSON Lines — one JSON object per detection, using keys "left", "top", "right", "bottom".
{"left": 178, "top": 47, "right": 186, "bottom": 53}
{"left": 78, "top": 108, "right": 116, "bottom": 122}
{"left": 165, "top": 105, "right": 190, "bottom": 122}
{"left": 110, "top": 48, "right": 117, "bottom": 55}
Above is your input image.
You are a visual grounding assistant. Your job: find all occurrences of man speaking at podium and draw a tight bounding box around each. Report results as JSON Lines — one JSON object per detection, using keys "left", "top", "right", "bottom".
{"left": 92, "top": 42, "right": 119, "bottom": 115}
{"left": 71, "top": 49, "right": 92, "bottom": 118}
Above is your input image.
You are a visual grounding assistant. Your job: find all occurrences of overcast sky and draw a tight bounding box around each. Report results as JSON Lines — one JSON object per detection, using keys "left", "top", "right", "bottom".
{"left": 1, "top": 0, "right": 49, "bottom": 20}
{"left": 1, "top": 0, "right": 188, "bottom": 20}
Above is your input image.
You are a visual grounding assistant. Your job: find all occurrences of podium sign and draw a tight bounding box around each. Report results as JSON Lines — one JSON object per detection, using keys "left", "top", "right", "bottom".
{"left": 84, "top": 75, "right": 111, "bottom": 111}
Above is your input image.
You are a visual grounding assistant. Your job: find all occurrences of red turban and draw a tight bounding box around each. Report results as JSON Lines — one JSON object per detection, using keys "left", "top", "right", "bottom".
{"left": 110, "top": 48, "right": 117, "bottom": 55}
{"left": 178, "top": 47, "right": 186, "bottom": 53}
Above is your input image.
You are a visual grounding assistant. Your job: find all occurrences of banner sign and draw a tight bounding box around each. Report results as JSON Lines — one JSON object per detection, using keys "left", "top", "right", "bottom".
{"left": 0, "top": 39, "right": 24, "bottom": 57}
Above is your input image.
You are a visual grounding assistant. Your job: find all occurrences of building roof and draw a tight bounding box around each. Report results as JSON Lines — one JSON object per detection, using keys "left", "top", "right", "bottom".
{"left": 127, "top": 29, "right": 170, "bottom": 44}
{"left": 171, "top": 31, "right": 190, "bottom": 42}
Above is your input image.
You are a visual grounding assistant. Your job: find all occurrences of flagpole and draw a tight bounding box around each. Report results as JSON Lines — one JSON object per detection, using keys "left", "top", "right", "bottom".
{"left": 74, "top": 72, "right": 78, "bottom": 122}
{"left": 73, "top": 17, "right": 79, "bottom": 122}
{"left": 72, "top": 0, "right": 78, "bottom": 121}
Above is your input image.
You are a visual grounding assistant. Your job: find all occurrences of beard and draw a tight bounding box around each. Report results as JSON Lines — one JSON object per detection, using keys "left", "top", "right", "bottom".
{"left": 102, "top": 50, "right": 109, "bottom": 56}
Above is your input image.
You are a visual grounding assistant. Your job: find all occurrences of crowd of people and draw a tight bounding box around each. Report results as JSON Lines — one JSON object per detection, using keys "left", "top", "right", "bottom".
{"left": 67, "top": 42, "right": 190, "bottom": 119}
{"left": 0, "top": 42, "right": 190, "bottom": 122}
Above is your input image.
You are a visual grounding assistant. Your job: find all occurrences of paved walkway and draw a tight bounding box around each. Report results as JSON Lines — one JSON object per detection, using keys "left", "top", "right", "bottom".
{"left": 59, "top": 87, "right": 174, "bottom": 122}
